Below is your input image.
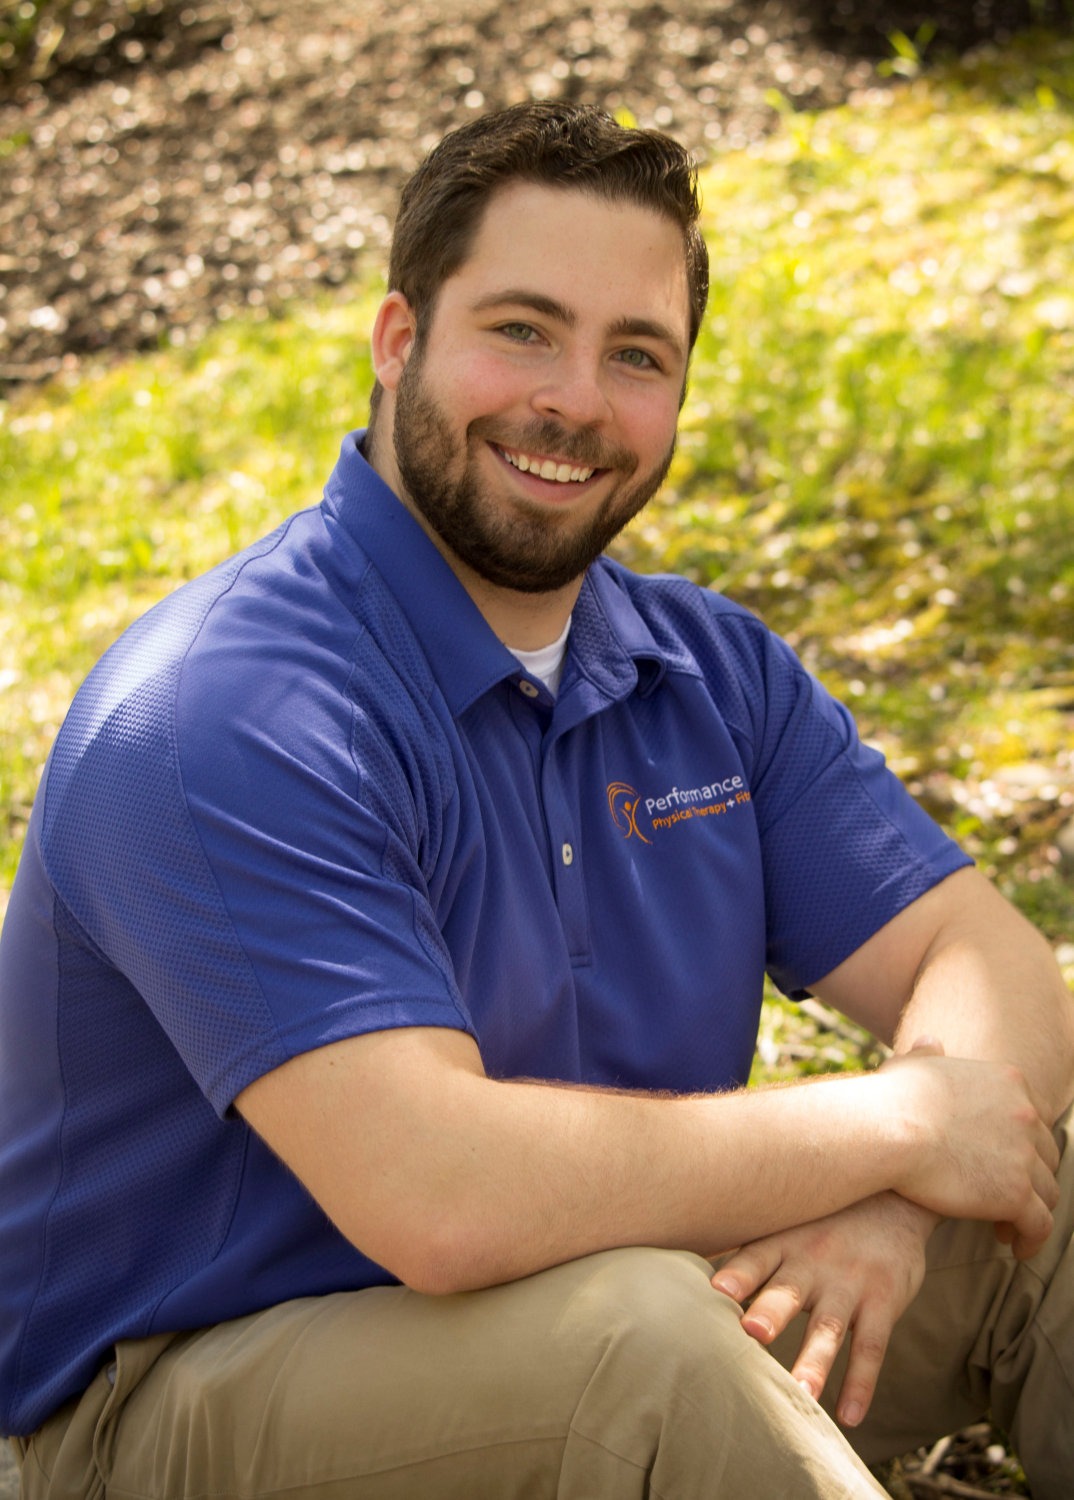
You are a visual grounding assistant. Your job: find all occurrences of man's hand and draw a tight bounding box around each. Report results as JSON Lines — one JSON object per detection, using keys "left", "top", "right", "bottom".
{"left": 711, "top": 1192, "right": 938, "bottom": 1429}
{"left": 708, "top": 1035, "right": 1062, "bottom": 1428}
{"left": 881, "top": 1038, "right": 1061, "bottom": 1259}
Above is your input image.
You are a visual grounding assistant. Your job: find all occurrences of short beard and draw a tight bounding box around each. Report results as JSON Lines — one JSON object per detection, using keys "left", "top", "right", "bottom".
{"left": 392, "top": 356, "right": 675, "bottom": 594}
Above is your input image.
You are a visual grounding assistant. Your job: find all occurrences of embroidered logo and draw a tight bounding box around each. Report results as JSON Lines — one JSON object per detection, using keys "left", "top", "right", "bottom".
{"left": 606, "top": 782, "right": 652, "bottom": 845}
{"left": 607, "top": 775, "right": 752, "bottom": 843}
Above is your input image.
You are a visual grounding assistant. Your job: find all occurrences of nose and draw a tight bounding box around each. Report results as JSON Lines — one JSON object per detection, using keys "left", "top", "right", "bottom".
{"left": 531, "top": 351, "right": 613, "bottom": 429}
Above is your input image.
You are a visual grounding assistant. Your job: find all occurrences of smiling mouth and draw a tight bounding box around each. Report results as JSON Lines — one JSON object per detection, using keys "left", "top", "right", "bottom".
{"left": 496, "top": 443, "right": 598, "bottom": 485}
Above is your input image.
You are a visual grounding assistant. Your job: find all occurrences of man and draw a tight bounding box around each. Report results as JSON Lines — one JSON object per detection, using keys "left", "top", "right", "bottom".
{"left": 1, "top": 101, "right": 1072, "bottom": 1500}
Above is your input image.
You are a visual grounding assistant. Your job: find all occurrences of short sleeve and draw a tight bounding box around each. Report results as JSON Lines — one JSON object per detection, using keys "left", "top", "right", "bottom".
{"left": 41, "top": 563, "right": 475, "bottom": 1117}
{"left": 747, "top": 633, "right": 971, "bottom": 994}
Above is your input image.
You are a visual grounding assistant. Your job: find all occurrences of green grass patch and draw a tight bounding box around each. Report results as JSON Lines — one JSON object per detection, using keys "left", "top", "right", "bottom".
{"left": 0, "top": 291, "right": 381, "bottom": 890}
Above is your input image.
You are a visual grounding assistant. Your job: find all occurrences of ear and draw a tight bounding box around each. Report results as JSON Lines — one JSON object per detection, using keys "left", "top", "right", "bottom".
{"left": 371, "top": 291, "right": 418, "bottom": 392}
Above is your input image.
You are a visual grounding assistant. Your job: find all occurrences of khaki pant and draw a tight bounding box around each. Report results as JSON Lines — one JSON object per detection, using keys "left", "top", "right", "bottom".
{"left": 13, "top": 1107, "right": 1073, "bottom": 1500}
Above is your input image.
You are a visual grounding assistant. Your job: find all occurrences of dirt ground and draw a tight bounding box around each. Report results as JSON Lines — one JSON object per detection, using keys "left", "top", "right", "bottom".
{"left": 1, "top": 0, "right": 1069, "bottom": 387}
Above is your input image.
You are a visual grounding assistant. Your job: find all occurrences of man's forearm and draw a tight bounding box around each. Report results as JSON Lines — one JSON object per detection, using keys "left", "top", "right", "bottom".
{"left": 246, "top": 1031, "right": 910, "bottom": 1292}
{"left": 238, "top": 1023, "right": 1059, "bottom": 1295}
{"left": 387, "top": 1060, "right": 914, "bottom": 1290}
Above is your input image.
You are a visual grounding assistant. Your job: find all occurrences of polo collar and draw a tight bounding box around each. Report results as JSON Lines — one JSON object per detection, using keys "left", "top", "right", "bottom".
{"left": 566, "top": 561, "right": 668, "bottom": 704}
{"left": 322, "top": 430, "right": 670, "bottom": 717}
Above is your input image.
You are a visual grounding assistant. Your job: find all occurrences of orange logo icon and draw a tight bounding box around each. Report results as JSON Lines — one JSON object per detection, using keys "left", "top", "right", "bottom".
{"left": 607, "top": 782, "right": 651, "bottom": 845}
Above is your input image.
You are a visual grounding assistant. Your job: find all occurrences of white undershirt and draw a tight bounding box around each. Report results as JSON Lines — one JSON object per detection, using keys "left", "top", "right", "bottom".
{"left": 508, "top": 616, "right": 572, "bottom": 696}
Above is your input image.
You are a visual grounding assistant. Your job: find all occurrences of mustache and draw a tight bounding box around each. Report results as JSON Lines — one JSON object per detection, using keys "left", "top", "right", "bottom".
{"left": 469, "top": 417, "right": 637, "bottom": 474}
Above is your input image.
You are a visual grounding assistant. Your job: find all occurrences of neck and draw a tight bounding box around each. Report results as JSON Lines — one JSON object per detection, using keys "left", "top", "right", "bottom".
{"left": 470, "top": 573, "right": 582, "bottom": 652}
{"left": 408, "top": 502, "right": 582, "bottom": 648}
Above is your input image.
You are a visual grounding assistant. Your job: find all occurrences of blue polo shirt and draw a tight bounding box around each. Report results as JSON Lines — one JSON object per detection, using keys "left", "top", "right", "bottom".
{"left": 0, "top": 431, "right": 969, "bottom": 1435}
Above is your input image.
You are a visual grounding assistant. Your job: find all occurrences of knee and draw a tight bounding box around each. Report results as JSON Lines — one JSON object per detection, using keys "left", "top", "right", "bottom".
{"left": 560, "top": 1246, "right": 745, "bottom": 1375}
{"left": 550, "top": 1248, "right": 816, "bottom": 1490}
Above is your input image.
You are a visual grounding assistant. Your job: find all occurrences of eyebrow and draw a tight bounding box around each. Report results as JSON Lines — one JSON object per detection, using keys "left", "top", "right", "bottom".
{"left": 608, "top": 315, "right": 687, "bottom": 362}
{"left": 470, "top": 290, "right": 687, "bottom": 363}
{"left": 470, "top": 290, "right": 577, "bottom": 325}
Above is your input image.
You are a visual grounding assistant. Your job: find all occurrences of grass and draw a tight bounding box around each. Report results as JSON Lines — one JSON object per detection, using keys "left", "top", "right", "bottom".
{"left": 2, "top": 29, "right": 1074, "bottom": 1022}
{"left": 0, "top": 290, "right": 382, "bottom": 894}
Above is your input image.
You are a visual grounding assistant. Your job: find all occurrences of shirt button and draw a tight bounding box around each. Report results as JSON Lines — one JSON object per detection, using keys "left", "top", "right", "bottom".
{"left": 561, "top": 842, "right": 574, "bottom": 866}
{"left": 518, "top": 680, "right": 539, "bottom": 699}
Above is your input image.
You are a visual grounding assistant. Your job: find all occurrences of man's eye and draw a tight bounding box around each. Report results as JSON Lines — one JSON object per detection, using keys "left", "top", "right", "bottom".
{"left": 500, "top": 323, "right": 538, "bottom": 342}
{"left": 618, "top": 348, "right": 658, "bottom": 370}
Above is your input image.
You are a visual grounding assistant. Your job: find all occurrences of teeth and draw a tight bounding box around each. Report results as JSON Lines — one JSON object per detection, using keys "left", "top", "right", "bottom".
{"left": 502, "top": 447, "right": 594, "bottom": 484}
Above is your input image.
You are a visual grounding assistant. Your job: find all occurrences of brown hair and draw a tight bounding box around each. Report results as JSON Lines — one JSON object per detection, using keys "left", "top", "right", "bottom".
{"left": 383, "top": 100, "right": 708, "bottom": 352}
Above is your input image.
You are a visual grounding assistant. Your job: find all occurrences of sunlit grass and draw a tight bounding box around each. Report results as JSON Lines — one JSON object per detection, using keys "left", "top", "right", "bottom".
{"left": 0, "top": 291, "right": 382, "bottom": 892}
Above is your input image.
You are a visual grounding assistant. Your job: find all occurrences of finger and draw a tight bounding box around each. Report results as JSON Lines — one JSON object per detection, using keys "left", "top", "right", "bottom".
{"left": 1026, "top": 1134, "right": 1062, "bottom": 1218}
{"left": 832, "top": 1308, "right": 894, "bottom": 1429}
{"left": 1031, "top": 1149, "right": 1061, "bottom": 1211}
{"left": 1038, "top": 1118, "right": 1062, "bottom": 1177}
{"left": 993, "top": 1217, "right": 1051, "bottom": 1260}
{"left": 737, "top": 1274, "right": 814, "bottom": 1346}
{"left": 1012, "top": 1229, "right": 1051, "bottom": 1262}
{"left": 1010, "top": 1201, "right": 1055, "bottom": 1262}
{"left": 907, "top": 1035, "right": 946, "bottom": 1056}
{"left": 788, "top": 1297, "right": 857, "bottom": 1404}
{"left": 993, "top": 1220, "right": 1015, "bottom": 1246}
{"left": 710, "top": 1241, "right": 783, "bottom": 1304}
{"left": 1024, "top": 1077, "right": 1062, "bottom": 1148}
{"left": 1023, "top": 1149, "right": 1060, "bottom": 1231}
{"left": 1004, "top": 1172, "right": 1055, "bottom": 1259}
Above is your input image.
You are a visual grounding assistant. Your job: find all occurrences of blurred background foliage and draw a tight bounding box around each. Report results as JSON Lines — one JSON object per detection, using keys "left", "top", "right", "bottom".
{"left": 0, "top": 0, "right": 228, "bottom": 85}
{"left": 4, "top": 0, "right": 1073, "bottom": 84}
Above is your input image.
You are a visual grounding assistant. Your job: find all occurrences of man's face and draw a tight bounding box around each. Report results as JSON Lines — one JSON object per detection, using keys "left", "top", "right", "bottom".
{"left": 382, "top": 181, "right": 692, "bottom": 596}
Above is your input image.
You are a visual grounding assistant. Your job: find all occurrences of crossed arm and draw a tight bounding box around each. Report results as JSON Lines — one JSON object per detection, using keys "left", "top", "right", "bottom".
{"left": 711, "top": 865, "right": 1074, "bottom": 1426}
{"left": 237, "top": 866, "right": 1074, "bottom": 1421}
